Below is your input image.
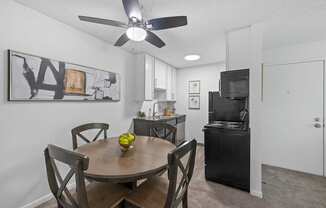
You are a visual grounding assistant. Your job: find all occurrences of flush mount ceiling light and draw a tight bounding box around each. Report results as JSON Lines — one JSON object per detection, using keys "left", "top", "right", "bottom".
{"left": 184, "top": 54, "right": 200, "bottom": 61}
{"left": 126, "top": 26, "right": 147, "bottom": 42}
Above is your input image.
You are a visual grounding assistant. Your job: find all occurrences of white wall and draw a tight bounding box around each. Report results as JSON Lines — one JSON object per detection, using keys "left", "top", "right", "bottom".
{"left": 175, "top": 63, "right": 225, "bottom": 143}
{"left": 264, "top": 39, "right": 326, "bottom": 64}
{"left": 226, "top": 26, "right": 251, "bottom": 70}
{"left": 0, "top": 1, "right": 140, "bottom": 208}
{"left": 226, "top": 24, "right": 264, "bottom": 198}
{"left": 248, "top": 24, "right": 264, "bottom": 198}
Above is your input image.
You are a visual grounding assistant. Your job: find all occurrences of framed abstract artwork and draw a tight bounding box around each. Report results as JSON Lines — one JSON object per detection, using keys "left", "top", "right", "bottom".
{"left": 8, "top": 50, "right": 120, "bottom": 101}
{"left": 188, "top": 80, "right": 200, "bottom": 94}
{"left": 188, "top": 95, "right": 200, "bottom": 109}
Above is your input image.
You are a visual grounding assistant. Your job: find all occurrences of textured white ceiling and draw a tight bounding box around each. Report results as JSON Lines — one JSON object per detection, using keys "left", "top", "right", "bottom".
{"left": 15, "top": 0, "right": 326, "bottom": 68}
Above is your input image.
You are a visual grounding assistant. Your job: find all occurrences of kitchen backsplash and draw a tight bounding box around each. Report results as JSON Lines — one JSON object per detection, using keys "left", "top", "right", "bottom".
{"left": 140, "top": 101, "right": 176, "bottom": 117}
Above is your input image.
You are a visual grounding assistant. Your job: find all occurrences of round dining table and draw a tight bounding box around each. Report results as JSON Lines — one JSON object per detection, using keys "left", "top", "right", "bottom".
{"left": 75, "top": 136, "right": 176, "bottom": 184}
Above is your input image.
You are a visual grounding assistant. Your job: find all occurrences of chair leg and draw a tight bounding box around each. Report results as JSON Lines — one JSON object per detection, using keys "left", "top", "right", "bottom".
{"left": 182, "top": 190, "right": 188, "bottom": 208}
{"left": 57, "top": 201, "right": 63, "bottom": 208}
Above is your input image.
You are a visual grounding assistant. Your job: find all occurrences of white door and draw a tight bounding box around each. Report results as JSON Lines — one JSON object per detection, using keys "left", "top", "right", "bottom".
{"left": 262, "top": 61, "right": 324, "bottom": 176}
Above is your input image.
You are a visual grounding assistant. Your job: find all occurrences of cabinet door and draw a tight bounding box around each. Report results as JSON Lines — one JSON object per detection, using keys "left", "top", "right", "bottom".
{"left": 171, "top": 67, "right": 177, "bottom": 101}
{"left": 166, "top": 65, "right": 172, "bottom": 100}
{"left": 166, "top": 65, "right": 177, "bottom": 101}
{"left": 204, "top": 129, "right": 250, "bottom": 191}
{"left": 145, "top": 55, "right": 154, "bottom": 100}
{"left": 154, "top": 59, "right": 167, "bottom": 89}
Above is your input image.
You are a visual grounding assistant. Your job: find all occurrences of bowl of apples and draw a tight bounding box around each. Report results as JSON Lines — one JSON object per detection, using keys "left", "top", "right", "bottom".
{"left": 119, "top": 133, "right": 136, "bottom": 152}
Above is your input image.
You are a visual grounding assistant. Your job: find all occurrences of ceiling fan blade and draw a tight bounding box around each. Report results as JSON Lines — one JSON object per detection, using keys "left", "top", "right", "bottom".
{"left": 145, "top": 31, "right": 165, "bottom": 48}
{"left": 114, "top": 33, "right": 129, "bottom": 47}
{"left": 79, "top": 16, "right": 128, "bottom": 28}
{"left": 147, "top": 16, "right": 187, "bottom": 30}
{"left": 122, "top": 0, "right": 142, "bottom": 20}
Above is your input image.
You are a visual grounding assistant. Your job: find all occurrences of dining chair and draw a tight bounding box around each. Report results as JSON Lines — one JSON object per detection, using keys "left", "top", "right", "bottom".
{"left": 149, "top": 123, "right": 177, "bottom": 145}
{"left": 44, "top": 144, "right": 129, "bottom": 208}
{"left": 71, "top": 123, "right": 109, "bottom": 149}
{"left": 124, "top": 139, "right": 197, "bottom": 208}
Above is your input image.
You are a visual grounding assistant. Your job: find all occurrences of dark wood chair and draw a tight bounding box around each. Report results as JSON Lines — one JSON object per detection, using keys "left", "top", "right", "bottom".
{"left": 44, "top": 144, "right": 129, "bottom": 208}
{"left": 149, "top": 123, "right": 177, "bottom": 145}
{"left": 125, "top": 139, "right": 197, "bottom": 208}
{"left": 71, "top": 123, "right": 109, "bottom": 149}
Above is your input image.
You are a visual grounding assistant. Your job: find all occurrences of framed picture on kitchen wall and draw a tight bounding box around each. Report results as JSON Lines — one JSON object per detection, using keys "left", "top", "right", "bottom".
{"left": 8, "top": 50, "right": 120, "bottom": 101}
{"left": 188, "top": 94, "right": 200, "bottom": 109}
{"left": 188, "top": 80, "right": 200, "bottom": 94}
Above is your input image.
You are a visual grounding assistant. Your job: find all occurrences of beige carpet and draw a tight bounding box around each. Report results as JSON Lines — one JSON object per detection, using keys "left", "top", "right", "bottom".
{"left": 262, "top": 164, "right": 326, "bottom": 208}
{"left": 188, "top": 145, "right": 266, "bottom": 208}
{"left": 189, "top": 145, "right": 326, "bottom": 208}
{"left": 36, "top": 145, "right": 326, "bottom": 208}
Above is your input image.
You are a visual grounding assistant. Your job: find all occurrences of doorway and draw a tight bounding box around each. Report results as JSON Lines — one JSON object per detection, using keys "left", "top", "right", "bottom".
{"left": 262, "top": 60, "right": 325, "bottom": 176}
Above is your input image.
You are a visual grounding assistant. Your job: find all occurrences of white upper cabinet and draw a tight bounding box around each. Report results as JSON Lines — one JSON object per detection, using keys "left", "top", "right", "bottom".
{"left": 144, "top": 55, "right": 155, "bottom": 100}
{"left": 166, "top": 65, "right": 177, "bottom": 101}
{"left": 166, "top": 65, "right": 172, "bottom": 100}
{"left": 171, "top": 66, "right": 177, "bottom": 101}
{"left": 154, "top": 59, "right": 167, "bottom": 90}
{"left": 135, "top": 54, "right": 155, "bottom": 101}
{"left": 135, "top": 54, "right": 177, "bottom": 101}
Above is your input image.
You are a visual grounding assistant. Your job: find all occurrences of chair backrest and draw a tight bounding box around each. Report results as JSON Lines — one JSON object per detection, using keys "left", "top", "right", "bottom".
{"left": 149, "top": 123, "right": 177, "bottom": 144}
{"left": 71, "top": 123, "right": 109, "bottom": 149}
{"left": 44, "top": 144, "right": 90, "bottom": 208}
{"left": 165, "top": 139, "right": 197, "bottom": 208}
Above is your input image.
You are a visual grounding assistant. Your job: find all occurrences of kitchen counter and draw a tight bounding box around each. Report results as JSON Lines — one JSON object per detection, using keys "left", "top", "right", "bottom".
{"left": 134, "top": 114, "right": 186, "bottom": 122}
{"left": 133, "top": 114, "right": 186, "bottom": 145}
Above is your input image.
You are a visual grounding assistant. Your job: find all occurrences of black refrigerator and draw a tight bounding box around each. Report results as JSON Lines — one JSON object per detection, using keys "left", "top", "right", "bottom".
{"left": 204, "top": 91, "right": 250, "bottom": 192}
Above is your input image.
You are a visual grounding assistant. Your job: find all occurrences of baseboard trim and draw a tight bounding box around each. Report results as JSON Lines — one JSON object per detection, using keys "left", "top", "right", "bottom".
{"left": 19, "top": 182, "right": 76, "bottom": 208}
{"left": 20, "top": 193, "right": 53, "bottom": 208}
{"left": 250, "top": 190, "right": 263, "bottom": 198}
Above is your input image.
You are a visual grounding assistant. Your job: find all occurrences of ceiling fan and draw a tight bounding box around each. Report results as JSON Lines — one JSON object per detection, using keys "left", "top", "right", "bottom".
{"left": 78, "top": 0, "right": 188, "bottom": 48}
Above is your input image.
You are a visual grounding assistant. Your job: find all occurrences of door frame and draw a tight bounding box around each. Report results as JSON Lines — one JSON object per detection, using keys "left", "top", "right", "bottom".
{"left": 262, "top": 60, "right": 326, "bottom": 176}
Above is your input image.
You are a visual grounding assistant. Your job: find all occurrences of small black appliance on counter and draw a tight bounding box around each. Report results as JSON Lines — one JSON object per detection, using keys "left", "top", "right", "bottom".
{"left": 204, "top": 69, "right": 250, "bottom": 192}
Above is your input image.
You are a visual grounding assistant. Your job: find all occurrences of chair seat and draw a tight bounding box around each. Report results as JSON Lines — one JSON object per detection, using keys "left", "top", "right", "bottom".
{"left": 125, "top": 176, "right": 169, "bottom": 208}
{"left": 87, "top": 182, "right": 130, "bottom": 208}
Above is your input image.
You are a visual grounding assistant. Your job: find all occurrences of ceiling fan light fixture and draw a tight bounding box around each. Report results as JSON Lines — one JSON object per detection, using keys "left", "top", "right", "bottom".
{"left": 126, "top": 27, "right": 147, "bottom": 42}
{"left": 184, "top": 54, "right": 201, "bottom": 61}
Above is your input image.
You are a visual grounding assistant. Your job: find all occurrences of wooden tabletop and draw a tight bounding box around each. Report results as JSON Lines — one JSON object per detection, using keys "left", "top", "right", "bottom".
{"left": 75, "top": 136, "right": 176, "bottom": 182}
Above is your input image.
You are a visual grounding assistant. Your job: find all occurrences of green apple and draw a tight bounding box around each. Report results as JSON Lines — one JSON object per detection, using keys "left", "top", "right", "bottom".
{"left": 119, "top": 136, "right": 130, "bottom": 148}
{"left": 127, "top": 133, "right": 136, "bottom": 143}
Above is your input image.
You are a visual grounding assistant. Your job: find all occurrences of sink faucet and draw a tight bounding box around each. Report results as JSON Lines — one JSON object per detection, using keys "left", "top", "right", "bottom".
{"left": 153, "top": 102, "right": 159, "bottom": 118}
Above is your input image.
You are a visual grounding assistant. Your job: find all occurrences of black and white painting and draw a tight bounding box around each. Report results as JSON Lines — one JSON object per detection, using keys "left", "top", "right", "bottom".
{"left": 188, "top": 80, "right": 200, "bottom": 94}
{"left": 8, "top": 50, "right": 120, "bottom": 101}
{"left": 189, "top": 95, "right": 200, "bottom": 109}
